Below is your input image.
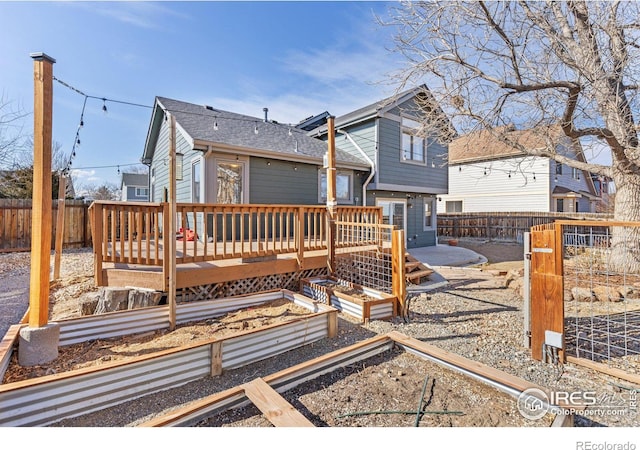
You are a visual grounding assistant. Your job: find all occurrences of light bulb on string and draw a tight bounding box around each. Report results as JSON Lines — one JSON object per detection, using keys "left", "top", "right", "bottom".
{"left": 254, "top": 123, "right": 259, "bottom": 135}
{"left": 102, "top": 98, "right": 108, "bottom": 114}
{"left": 213, "top": 118, "right": 218, "bottom": 131}
{"left": 76, "top": 138, "right": 81, "bottom": 146}
{"left": 533, "top": 173, "right": 536, "bottom": 181}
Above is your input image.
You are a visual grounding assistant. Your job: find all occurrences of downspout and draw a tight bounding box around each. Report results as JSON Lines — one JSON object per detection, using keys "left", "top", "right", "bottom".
{"left": 337, "top": 129, "right": 375, "bottom": 206}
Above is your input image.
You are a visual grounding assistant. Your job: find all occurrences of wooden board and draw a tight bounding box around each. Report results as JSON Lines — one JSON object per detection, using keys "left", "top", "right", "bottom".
{"left": 243, "top": 378, "right": 314, "bottom": 427}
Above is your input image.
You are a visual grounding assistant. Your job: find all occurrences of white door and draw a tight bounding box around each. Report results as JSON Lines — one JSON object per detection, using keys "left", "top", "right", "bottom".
{"left": 377, "top": 199, "right": 406, "bottom": 232}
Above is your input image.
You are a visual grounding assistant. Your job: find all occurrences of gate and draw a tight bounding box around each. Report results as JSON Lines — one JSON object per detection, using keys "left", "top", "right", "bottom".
{"left": 530, "top": 220, "right": 640, "bottom": 377}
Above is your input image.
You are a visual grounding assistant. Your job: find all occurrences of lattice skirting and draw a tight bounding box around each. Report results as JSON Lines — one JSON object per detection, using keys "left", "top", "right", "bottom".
{"left": 177, "top": 267, "right": 329, "bottom": 303}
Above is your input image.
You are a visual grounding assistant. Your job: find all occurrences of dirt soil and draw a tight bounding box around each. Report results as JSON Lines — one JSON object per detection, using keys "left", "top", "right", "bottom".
{"left": 197, "top": 347, "right": 555, "bottom": 427}
{"left": 2, "top": 298, "right": 311, "bottom": 383}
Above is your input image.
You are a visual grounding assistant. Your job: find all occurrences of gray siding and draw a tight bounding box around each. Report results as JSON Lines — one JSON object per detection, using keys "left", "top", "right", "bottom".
{"left": 366, "top": 190, "right": 437, "bottom": 249}
{"left": 149, "top": 119, "right": 195, "bottom": 203}
{"left": 249, "top": 157, "right": 366, "bottom": 205}
{"left": 377, "top": 117, "right": 448, "bottom": 192}
{"left": 250, "top": 157, "right": 319, "bottom": 204}
{"left": 333, "top": 121, "right": 377, "bottom": 162}
{"left": 126, "top": 186, "right": 148, "bottom": 202}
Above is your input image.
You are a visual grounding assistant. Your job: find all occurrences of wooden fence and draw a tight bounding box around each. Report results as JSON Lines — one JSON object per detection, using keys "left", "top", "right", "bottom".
{"left": 437, "top": 211, "right": 614, "bottom": 242}
{"left": 0, "top": 199, "right": 92, "bottom": 253}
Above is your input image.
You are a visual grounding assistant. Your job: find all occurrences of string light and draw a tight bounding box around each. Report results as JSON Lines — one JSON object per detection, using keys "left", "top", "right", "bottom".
{"left": 213, "top": 117, "right": 218, "bottom": 131}
{"left": 102, "top": 98, "right": 108, "bottom": 114}
{"left": 254, "top": 122, "right": 259, "bottom": 134}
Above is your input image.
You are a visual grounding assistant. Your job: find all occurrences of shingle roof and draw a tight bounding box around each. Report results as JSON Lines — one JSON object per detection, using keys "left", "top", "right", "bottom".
{"left": 121, "top": 173, "right": 148, "bottom": 188}
{"left": 449, "top": 125, "right": 564, "bottom": 164}
{"left": 156, "top": 97, "right": 367, "bottom": 168}
{"left": 309, "top": 85, "right": 430, "bottom": 134}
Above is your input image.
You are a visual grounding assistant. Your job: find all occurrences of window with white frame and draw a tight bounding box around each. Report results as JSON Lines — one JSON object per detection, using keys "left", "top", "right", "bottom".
{"left": 556, "top": 162, "right": 563, "bottom": 175}
{"left": 192, "top": 160, "right": 201, "bottom": 203}
{"left": 572, "top": 167, "right": 581, "bottom": 180}
{"left": 319, "top": 170, "right": 353, "bottom": 204}
{"left": 216, "top": 160, "right": 246, "bottom": 204}
{"left": 445, "top": 200, "right": 462, "bottom": 213}
{"left": 424, "top": 198, "right": 435, "bottom": 230}
{"left": 135, "top": 187, "right": 149, "bottom": 197}
{"left": 401, "top": 117, "right": 426, "bottom": 163}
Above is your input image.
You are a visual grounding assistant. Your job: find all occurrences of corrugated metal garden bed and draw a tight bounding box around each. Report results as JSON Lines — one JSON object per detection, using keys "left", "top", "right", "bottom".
{"left": 300, "top": 276, "right": 397, "bottom": 323}
{"left": 138, "top": 332, "right": 574, "bottom": 428}
{"left": 0, "top": 289, "right": 337, "bottom": 426}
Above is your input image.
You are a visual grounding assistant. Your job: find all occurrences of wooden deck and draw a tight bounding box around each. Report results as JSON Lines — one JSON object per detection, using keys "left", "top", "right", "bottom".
{"left": 100, "top": 240, "right": 329, "bottom": 291}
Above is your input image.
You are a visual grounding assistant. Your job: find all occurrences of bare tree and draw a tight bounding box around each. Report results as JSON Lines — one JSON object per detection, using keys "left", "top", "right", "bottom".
{"left": 0, "top": 94, "right": 29, "bottom": 168}
{"left": 382, "top": 0, "right": 640, "bottom": 268}
{"left": 77, "top": 181, "right": 121, "bottom": 201}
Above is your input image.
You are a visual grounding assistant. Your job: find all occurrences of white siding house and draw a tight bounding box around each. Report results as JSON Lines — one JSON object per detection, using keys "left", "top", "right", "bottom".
{"left": 437, "top": 126, "right": 600, "bottom": 214}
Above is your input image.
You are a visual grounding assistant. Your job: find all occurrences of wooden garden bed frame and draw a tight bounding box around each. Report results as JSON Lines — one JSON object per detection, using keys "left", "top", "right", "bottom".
{"left": 0, "top": 289, "right": 337, "bottom": 427}
{"left": 140, "top": 331, "right": 575, "bottom": 428}
{"left": 300, "top": 275, "right": 397, "bottom": 323}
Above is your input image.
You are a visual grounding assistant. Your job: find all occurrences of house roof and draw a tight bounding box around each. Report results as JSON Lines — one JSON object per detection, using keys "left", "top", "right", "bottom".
{"left": 142, "top": 97, "right": 368, "bottom": 170}
{"left": 448, "top": 125, "right": 565, "bottom": 164}
{"left": 552, "top": 185, "right": 600, "bottom": 200}
{"left": 309, "top": 84, "right": 456, "bottom": 137}
{"left": 121, "top": 173, "right": 148, "bottom": 188}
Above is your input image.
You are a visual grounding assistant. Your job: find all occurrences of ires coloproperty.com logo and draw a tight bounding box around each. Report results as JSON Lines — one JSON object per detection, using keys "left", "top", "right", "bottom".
{"left": 517, "top": 387, "right": 638, "bottom": 420}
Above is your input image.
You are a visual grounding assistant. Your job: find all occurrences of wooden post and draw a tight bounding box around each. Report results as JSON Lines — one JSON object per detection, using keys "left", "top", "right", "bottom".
{"left": 52, "top": 175, "right": 66, "bottom": 280}
{"left": 167, "top": 113, "right": 177, "bottom": 330}
{"left": 28, "top": 53, "right": 55, "bottom": 328}
{"left": 326, "top": 116, "right": 337, "bottom": 274}
{"left": 296, "top": 206, "right": 305, "bottom": 269}
{"left": 530, "top": 224, "right": 564, "bottom": 361}
{"left": 391, "top": 229, "right": 407, "bottom": 318}
{"left": 92, "top": 203, "right": 104, "bottom": 286}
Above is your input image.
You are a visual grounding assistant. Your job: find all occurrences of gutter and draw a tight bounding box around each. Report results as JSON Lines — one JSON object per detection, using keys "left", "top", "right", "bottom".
{"left": 337, "top": 129, "right": 375, "bottom": 207}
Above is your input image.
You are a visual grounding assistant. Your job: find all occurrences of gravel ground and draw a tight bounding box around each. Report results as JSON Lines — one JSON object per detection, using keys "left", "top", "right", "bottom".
{"left": 1, "top": 244, "right": 639, "bottom": 431}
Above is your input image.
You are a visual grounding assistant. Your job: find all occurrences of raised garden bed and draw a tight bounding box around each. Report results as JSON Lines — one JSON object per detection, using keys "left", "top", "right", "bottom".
{"left": 0, "top": 289, "right": 337, "bottom": 427}
{"left": 139, "top": 332, "right": 574, "bottom": 428}
{"left": 300, "top": 276, "right": 397, "bottom": 323}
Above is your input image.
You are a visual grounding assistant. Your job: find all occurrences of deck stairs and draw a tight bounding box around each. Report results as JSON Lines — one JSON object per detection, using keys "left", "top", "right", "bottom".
{"left": 405, "top": 253, "right": 434, "bottom": 285}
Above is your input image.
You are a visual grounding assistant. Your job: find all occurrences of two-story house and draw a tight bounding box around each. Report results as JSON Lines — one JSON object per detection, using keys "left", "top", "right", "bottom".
{"left": 120, "top": 173, "right": 150, "bottom": 202}
{"left": 141, "top": 86, "right": 449, "bottom": 248}
{"left": 437, "top": 125, "right": 600, "bottom": 214}
{"left": 308, "top": 85, "right": 450, "bottom": 248}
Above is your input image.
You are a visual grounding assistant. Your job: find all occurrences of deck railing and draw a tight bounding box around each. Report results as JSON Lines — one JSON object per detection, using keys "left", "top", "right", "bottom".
{"left": 89, "top": 202, "right": 382, "bottom": 278}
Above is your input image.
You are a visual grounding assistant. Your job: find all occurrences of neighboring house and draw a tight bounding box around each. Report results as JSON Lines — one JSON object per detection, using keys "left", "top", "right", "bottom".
{"left": 307, "top": 85, "right": 451, "bottom": 248}
{"left": 120, "top": 173, "right": 149, "bottom": 202}
{"left": 437, "top": 125, "right": 600, "bottom": 214}
{"left": 141, "top": 96, "right": 369, "bottom": 218}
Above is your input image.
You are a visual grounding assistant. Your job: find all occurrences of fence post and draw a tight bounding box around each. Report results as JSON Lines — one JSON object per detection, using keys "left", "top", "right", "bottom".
{"left": 53, "top": 176, "right": 66, "bottom": 280}
{"left": 391, "top": 229, "right": 407, "bottom": 318}
{"left": 530, "top": 223, "right": 565, "bottom": 362}
{"left": 523, "top": 232, "right": 531, "bottom": 349}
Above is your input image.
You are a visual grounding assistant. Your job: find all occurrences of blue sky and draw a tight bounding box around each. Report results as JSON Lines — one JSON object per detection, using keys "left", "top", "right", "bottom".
{"left": 1, "top": 1, "right": 401, "bottom": 190}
